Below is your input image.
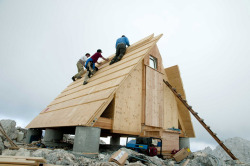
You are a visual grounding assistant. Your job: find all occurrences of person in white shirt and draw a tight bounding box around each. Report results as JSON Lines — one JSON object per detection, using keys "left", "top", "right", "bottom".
{"left": 72, "top": 53, "right": 90, "bottom": 81}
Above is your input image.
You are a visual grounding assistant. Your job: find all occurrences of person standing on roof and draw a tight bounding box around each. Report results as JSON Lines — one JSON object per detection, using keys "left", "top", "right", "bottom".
{"left": 109, "top": 35, "right": 130, "bottom": 65}
{"left": 83, "top": 49, "right": 109, "bottom": 85}
{"left": 72, "top": 53, "right": 90, "bottom": 81}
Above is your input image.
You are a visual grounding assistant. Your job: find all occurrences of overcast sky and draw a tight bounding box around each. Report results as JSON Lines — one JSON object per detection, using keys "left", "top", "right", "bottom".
{"left": 1, "top": 0, "right": 250, "bottom": 151}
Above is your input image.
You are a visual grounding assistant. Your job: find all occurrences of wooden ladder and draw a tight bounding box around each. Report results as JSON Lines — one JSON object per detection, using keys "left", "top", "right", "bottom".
{"left": 163, "top": 79, "right": 238, "bottom": 160}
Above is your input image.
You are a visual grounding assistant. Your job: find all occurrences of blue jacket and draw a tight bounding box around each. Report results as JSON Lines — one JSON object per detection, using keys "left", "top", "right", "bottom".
{"left": 115, "top": 36, "right": 130, "bottom": 48}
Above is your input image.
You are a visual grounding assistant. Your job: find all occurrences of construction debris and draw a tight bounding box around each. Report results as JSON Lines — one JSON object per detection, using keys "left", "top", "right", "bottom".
{"left": 109, "top": 149, "right": 128, "bottom": 165}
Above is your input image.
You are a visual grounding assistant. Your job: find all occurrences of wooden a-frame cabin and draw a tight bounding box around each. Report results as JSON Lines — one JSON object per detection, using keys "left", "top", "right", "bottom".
{"left": 26, "top": 34, "right": 195, "bottom": 152}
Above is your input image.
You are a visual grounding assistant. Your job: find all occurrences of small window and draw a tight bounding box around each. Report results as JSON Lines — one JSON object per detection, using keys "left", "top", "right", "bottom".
{"left": 149, "top": 56, "right": 157, "bottom": 69}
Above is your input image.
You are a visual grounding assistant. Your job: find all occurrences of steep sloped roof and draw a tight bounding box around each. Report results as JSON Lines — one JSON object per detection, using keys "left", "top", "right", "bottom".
{"left": 26, "top": 34, "right": 163, "bottom": 128}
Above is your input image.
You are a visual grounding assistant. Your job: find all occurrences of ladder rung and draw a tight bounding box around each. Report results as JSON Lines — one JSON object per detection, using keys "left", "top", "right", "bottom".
{"left": 172, "top": 88, "right": 176, "bottom": 91}
{"left": 200, "top": 118, "right": 204, "bottom": 121}
{"left": 194, "top": 112, "right": 198, "bottom": 115}
{"left": 177, "top": 93, "right": 182, "bottom": 97}
{"left": 188, "top": 106, "right": 192, "bottom": 109}
{"left": 206, "top": 125, "right": 210, "bottom": 128}
{"left": 183, "top": 99, "right": 187, "bottom": 102}
{"left": 214, "top": 133, "right": 217, "bottom": 136}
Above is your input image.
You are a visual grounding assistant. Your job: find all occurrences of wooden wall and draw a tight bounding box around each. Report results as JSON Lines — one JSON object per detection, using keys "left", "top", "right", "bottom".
{"left": 163, "top": 73, "right": 179, "bottom": 129}
{"left": 162, "top": 131, "right": 179, "bottom": 151}
{"left": 143, "top": 44, "right": 179, "bottom": 130}
{"left": 145, "top": 66, "right": 164, "bottom": 128}
{"left": 112, "top": 61, "right": 143, "bottom": 135}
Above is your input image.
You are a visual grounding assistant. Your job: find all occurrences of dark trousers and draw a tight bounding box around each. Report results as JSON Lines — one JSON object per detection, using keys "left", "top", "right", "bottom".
{"left": 111, "top": 43, "right": 126, "bottom": 63}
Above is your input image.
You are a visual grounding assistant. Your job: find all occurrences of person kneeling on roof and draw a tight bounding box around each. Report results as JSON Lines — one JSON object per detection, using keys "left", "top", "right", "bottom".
{"left": 109, "top": 35, "right": 130, "bottom": 65}
{"left": 72, "top": 53, "right": 90, "bottom": 81}
{"left": 83, "top": 49, "right": 109, "bottom": 85}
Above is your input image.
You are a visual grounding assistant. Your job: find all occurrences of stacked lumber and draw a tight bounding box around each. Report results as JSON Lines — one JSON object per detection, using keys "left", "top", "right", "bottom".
{"left": 0, "top": 156, "right": 46, "bottom": 166}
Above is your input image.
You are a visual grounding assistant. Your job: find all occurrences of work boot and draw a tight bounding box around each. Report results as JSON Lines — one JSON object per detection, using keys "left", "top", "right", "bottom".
{"left": 77, "top": 76, "right": 82, "bottom": 79}
{"left": 117, "top": 56, "right": 121, "bottom": 62}
{"left": 88, "top": 71, "right": 92, "bottom": 78}
{"left": 109, "top": 60, "right": 115, "bottom": 65}
{"left": 83, "top": 81, "right": 88, "bottom": 85}
{"left": 72, "top": 76, "right": 76, "bottom": 81}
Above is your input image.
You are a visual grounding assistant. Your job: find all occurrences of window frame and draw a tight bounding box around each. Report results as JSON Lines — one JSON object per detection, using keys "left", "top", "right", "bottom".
{"left": 149, "top": 55, "right": 158, "bottom": 70}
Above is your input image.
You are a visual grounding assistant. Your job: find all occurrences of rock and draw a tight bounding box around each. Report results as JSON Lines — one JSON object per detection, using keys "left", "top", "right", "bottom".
{"left": 148, "top": 156, "right": 165, "bottom": 166}
{"left": 0, "top": 119, "right": 18, "bottom": 140}
{"left": 16, "top": 127, "right": 27, "bottom": 140}
{"left": 17, "top": 131, "right": 24, "bottom": 142}
{"left": 15, "top": 148, "right": 31, "bottom": 157}
{"left": 4, "top": 141, "right": 10, "bottom": 147}
{"left": 2, "top": 149, "right": 17, "bottom": 156}
{"left": 200, "top": 137, "right": 250, "bottom": 164}
{"left": 163, "top": 160, "right": 175, "bottom": 166}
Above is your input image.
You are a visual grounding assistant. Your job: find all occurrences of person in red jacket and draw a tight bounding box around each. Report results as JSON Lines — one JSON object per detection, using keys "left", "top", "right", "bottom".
{"left": 83, "top": 49, "right": 109, "bottom": 85}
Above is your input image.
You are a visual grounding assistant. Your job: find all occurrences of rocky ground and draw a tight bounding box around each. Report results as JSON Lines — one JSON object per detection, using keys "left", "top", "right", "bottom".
{"left": 1, "top": 119, "right": 250, "bottom": 166}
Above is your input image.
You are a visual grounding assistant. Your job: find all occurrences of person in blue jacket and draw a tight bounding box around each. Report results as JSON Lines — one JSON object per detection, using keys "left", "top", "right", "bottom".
{"left": 110, "top": 35, "right": 130, "bottom": 65}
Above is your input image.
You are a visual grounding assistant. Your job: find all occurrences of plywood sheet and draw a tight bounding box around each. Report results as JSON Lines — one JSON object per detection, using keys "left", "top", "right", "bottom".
{"left": 162, "top": 131, "right": 179, "bottom": 151}
{"left": 26, "top": 99, "right": 107, "bottom": 128}
{"left": 145, "top": 66, "right": 164, "bottom": 127}
{"left": 163, "top": 73, "right": 179, "bottom": 129}
{"left": 112, "top": 61, "right": 143, "bottom": 133}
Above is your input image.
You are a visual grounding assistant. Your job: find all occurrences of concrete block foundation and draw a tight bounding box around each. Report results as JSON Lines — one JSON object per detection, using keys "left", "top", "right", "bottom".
{"left": 179, "top": 137, "right": 190, "bottom": 149}
{"left": 44, "top": 129, "right": 63, "bottom": 142}
{"left": 73, "top": 126, "right": 101, "bottom": 156}
{"left": 25, "top": 129, "right": 42, "bottom": 144}
{"left": 110, "top": 136, "right": 120, "bottom": 145}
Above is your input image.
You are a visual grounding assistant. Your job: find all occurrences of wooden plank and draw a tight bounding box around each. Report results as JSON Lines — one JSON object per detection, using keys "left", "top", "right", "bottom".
{"left": 0, "top": 164, "right": 33, "bottom": 166}
{"left": 141, "top": 63, "right": 146, "bottom": 124}
{"left": 0, "top": 156, "right": 46, "bottom": 163}
{"left": 45, "top": 77, "right": 123, "bottom": 110}
{"left": 112, "top": 61, "right": 143, "bottom": 133}
{"left": 56, "top": 58, "right": 140, "bottom": 99}
{"left": 27, "top": 99, "right": 106, "bottom": 128}
{"left": 112, "top": 130, "right": 141, "bottom": 136}
{"left": 47, "top": 88, "right": 116, "bottom": 113}
{"left": 0, "top": 158, "right": 36, "bottom": 165}
{"left": 93, "top": 117, "right": 112, "bottom": 129}
{"left": 145, "top": 66, "right": 164, "bottom": 127}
